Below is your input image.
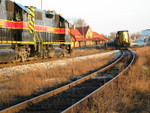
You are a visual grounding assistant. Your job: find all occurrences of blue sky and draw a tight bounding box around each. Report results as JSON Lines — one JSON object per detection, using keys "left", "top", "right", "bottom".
{"left": 14, "top": 0, "right": 150, "bottom": 35}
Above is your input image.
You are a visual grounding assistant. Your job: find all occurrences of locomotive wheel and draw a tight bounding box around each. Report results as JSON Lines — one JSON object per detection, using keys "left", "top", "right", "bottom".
{"left": 63, "top": 48, "right": 68, "bottom": 57}
{"left": 16, "top": 51, "right": 27, "bottom": 62}
{"left": 15, "top": 46, "right": 30, "bottom": 62}
{"left": 48, "top": 48, "right": 55, "bottom": 58}
{"left": 16, "top": 54, "right": 22, "bottom": 62}
{"left": 43, "top": 49, "right": 48, "bottom": 59}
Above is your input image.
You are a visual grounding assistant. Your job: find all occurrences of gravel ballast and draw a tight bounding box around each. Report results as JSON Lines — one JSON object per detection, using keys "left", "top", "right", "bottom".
{"left": 0, "top": 50, "right": 120, "bottom": 76}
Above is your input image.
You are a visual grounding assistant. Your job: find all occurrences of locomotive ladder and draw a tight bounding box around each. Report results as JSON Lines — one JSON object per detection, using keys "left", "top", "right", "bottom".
{"left": 27, "top": 7, "right": 43, "bottom": 54}
{"left": 35, "top": 32, "right": 43, "bottom": 53}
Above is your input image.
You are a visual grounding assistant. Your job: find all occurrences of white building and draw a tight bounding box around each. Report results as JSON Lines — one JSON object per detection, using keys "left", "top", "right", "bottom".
{"left": 141, "top": 29, "right": 150, "bottom": 37}
{"left": 133, "top": 29, "right": 150, "bottom": 46}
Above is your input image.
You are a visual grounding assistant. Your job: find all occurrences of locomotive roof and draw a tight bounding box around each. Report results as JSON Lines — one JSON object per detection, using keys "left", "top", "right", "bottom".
{"left": 15, "top": 2, "right": 31, "bottom": 14}
{"left": 25, "top": 5, "right": 70, "bottom": 24}
{"left": 117, "top": 30, "right": 128, "bottom": 32}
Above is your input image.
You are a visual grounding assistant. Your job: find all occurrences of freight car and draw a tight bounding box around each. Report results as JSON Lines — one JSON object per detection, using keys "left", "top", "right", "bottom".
{"left": 0, "top": 0, "right": 72, "bottom": 63}
{"left": 115, "top": 30, "right": 130, "bottom": 49}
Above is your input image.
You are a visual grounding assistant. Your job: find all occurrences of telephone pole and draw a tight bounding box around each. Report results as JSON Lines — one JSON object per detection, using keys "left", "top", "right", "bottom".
{"left": 41, "top": 0, "right": 43, "bottom": 10}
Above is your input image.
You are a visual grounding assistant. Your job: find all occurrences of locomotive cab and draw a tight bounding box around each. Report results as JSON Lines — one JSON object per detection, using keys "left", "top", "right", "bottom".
{"left": 14, "top": 3, "right": 33, "bottom": 42}
{"left": 59, "top": 16, "right": 72, "bottom": 53}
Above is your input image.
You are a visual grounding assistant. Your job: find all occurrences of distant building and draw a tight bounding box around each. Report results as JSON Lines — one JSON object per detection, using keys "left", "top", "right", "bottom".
{"left": 133, "top": 29, "right": 150, "bottom": 46}
{"left": 92, "top": 32, "right": 108, "bottom": 45}
{"left": 70, "top": 28, "right": 84, "bottom": 47}
{"left": 76, "top": 26, "right": 93, "bottom": 47}
{"left": 70, "top": 26, "right": 109, "bottom": 48}
{"left": 141, "top": 29, "right": 150, "bottom": 37}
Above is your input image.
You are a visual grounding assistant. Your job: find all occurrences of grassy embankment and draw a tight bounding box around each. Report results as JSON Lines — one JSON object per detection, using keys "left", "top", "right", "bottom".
{"left": 74, "top": 47, "right": 150, "bottom": 113}
{"left": 0, "top": 49, "right": 115, "bottom": 108}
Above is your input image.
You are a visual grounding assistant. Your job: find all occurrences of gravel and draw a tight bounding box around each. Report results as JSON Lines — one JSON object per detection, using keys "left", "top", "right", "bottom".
{"left": 0, "top": 50, "right": 120, "bottom": 76}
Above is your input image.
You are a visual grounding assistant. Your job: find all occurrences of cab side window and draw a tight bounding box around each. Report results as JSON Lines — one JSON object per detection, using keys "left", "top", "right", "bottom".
{"left": 15, "top": 10, "right": 22, "bottom": 21}
{"left": 46, "top": 13, "right": 53, "bottom": 19}
{"left": 14, "top": 5, "right": 23, "bottom": 21}
{"left": 23, "top": 12, "right": 28, "bottom": 21}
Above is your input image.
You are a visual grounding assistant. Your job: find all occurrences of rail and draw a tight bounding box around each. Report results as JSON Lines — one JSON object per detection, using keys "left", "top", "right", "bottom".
{"left": 62, "top": 49, "right": 135, "bottom": 113}
{"left": 0, "top": 50, "right": 124, "bottom": 113}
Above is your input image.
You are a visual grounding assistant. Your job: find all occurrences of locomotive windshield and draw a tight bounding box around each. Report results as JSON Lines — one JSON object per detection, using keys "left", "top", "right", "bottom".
{"left": 123, "top": 32, "right": 129, "bottom": 39}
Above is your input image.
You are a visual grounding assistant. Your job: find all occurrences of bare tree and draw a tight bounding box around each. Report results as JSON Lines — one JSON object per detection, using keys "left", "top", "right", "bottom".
{"left": 75, "top": 18, "right": 87, "bottom": 27}
{"left": 68, "top": 18, "right": 87, "bottom": 27}
{"left": 130, "top": 32, "right": 141, "bottom": 40}
{"left": 109, "top": 32, "right": 117, "bottom": 40}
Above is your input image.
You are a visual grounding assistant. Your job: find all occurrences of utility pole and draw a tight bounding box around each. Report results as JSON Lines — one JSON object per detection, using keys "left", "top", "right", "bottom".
{"left": 41, "top": 0, "right": 43, "bottom": 10}
{"left": 82, "top": 26, "right": 85, "bottom": 47}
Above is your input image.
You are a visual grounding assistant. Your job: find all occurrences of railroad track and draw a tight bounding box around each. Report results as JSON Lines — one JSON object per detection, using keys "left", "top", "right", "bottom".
{"left": 62, "top": 49, "right": 135, "bottom": 113}
{"left": 0, "top": 57, "right": 65, "bottom": 69}
{"left": 0, "top": 50, "right": 118, "bottom": 77}
{"left": 0, "top": 49, "right": 135, "bottom": 113}
{"left": 0, "top": 49, "right": 111, "bottom": 69}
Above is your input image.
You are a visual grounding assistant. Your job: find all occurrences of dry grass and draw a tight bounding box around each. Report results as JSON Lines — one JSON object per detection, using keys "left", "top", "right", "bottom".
{"left": 115, "top": 47, "right": 150, "bottom": 113}
{"left": 0, "top": 52, "right": 115, "bottom": 108}
{"left": 70, "top": 48, "right": 110, "bottom": 57}
{"left": 74, "top": 46, "right": 150, "bottom": 113}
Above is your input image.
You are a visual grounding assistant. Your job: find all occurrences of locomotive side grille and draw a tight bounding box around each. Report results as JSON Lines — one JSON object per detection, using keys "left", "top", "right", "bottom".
{"left": 6, "top": 1, "right": 14, "bottom": 12}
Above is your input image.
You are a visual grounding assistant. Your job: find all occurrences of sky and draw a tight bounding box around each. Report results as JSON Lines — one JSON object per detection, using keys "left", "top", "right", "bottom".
{"left": 13, "top": 0, "right": 150, "bottom": 35}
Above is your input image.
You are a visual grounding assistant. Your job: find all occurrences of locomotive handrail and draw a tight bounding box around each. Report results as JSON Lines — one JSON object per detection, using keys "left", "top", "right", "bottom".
{"left": 39, "top": 31, "right": 44, "bottom": 50}
{"left": 35, "top": 32, "right": 41, "bottom": 52}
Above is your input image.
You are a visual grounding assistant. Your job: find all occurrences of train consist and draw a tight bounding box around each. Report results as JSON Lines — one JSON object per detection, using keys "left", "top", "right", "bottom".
{"left": 0, "top": 0, "right": 72, "bottom": 63}
{"left": 115, "top": 30, "right": 130, "bottom": 49}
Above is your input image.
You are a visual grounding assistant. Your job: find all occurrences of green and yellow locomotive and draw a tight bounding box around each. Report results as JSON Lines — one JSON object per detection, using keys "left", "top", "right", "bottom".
{"left": 0, "top": 0, "right": 72, "bottom": 63}
{"left": 115, "top": 30, "right": 130, "bottom": 49}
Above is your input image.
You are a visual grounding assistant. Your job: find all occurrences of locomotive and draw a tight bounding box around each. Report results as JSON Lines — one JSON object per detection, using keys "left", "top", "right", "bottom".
{"left": 0, "top": 0, "right": 72, "bottom": 63}
{"left": 115, "top": 30, "right": 130, "bottom": 49}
